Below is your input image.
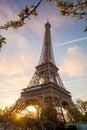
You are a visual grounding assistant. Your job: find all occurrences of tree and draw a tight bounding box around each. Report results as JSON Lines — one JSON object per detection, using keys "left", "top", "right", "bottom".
{"left": 0, "top": 108, "right": 3, "bottom": 122}
{"left": 40, "top": 106, "right": 58, "bottom": 130}
{"left": 76, "top": 99, "right": 87, "bottom": 122}
{"left": 40, "top": 106, "right": 57, "bottom": 122}
{"left": 0, "top": 107, "right": 10, "bottom": 123}
{"left": 65, "top": 105, "right": 83, "bottom": 124}
{"left": 0, "top": 0, "right": 87, "bottom": 50}
{"left": 65, "top": 99, "right": 87, "bottom": 123}
{"left": 12, "top": 116, "right": 38, "bottom": 130}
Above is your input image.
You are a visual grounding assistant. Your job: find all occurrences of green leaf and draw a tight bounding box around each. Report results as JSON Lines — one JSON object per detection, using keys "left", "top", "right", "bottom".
{"left": 32, "top": 10, "right": 38, "bottom": 16}
{"left": 84, "top": 27, "right": 87, "bottom": 32}
{"left": 0, "top": 36, "right": 6, "bottom": 50}
{"left": 60, "top": 10, "right": 66, "bottom": 16}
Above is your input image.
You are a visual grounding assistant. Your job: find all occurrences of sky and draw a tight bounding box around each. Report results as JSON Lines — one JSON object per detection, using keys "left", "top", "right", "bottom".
{"left": 0, "top": 0, "right": 87, "bottom": 109}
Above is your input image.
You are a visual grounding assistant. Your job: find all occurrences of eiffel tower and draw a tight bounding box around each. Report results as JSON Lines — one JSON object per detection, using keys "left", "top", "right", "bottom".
{"left": 9, "top": 21, "right": 73, "bottom": 122}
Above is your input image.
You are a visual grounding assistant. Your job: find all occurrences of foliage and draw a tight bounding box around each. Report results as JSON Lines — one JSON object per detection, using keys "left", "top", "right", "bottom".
{"left": 66, "top": 124, "right": 78, "bottom": 130}
{"left": 40, "top": 106, "right": 57, "bottom": 122}
{"left": 76, "top": 99, "right": 87, "bottom": 114}
{"left": 0, "top": 0, "right": 87, "bottom": 50}
{"left": 40, "top": 106, "right": 58, "bottom": 130}
{"left": 0, "top": 107, "right": 10, "bottom": 122}
{"left": 0, "top": 36, "right": 6, "bottom": 50}
{"left": 0, "top": 102, "right": 86, "bottom": 129}
{"left": 65, "top": 99, "right": 87, "bottom": 123}
{"left": 66, "top": 105, "right": 82, "bottom": 123}
{"left": 12, "top": 117, "right": 38, "bottom": 129}
{"left": 0, "top": 0, "right": 42, "bottom": 50}
{"left": 0, "top": 109, "right": 3, "bottom": 122}
{"left": 56, "top": 123, "right": 66, "bottom": 130}
{"left": 76, "top": 99, "right": 87, "bottom": 122}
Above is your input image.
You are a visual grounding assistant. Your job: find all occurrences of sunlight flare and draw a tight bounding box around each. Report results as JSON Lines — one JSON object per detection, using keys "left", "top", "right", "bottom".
{"left": 27, "top": 106, "right": 37, "bottom": 113}
{"left": 16, "top": 114, "right": 21, "bottom": 119}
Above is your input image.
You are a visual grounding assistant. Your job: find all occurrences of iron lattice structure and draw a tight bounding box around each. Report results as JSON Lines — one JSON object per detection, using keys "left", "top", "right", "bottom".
{"left": 8, "top": 22, "right": 73, "bottom": 122}
{"left": 27, "top": 22, "right": 65, "bottom": 88}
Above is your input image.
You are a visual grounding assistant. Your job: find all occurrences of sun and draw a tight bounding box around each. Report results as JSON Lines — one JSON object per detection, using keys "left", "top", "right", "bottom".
{"left": 16, "top": 114, "right": 22, "bottom": 119}
{"left": 27, "top": 106, "right": 37, "bottom": 113}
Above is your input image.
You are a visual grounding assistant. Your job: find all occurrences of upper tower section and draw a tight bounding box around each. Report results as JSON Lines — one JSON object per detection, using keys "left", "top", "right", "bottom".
{"left": 38, "top": 21, "right": 56, "bottom": 66}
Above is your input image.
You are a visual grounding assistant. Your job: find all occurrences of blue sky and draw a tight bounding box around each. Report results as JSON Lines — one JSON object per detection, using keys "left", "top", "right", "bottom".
{"left": 0, "top": 0, "right": 87, "bottom": 109}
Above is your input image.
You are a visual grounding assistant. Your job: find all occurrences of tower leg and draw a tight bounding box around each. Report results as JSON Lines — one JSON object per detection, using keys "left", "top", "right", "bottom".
{"left": 56, "top": 99, "right": 66, "bottom": 123}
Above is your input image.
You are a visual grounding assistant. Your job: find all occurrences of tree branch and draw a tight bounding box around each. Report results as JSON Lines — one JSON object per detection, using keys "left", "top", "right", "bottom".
{"left": 68, "top": 2, "right": 87, "bottom": 7}
{"left": 0, "top": 0, "right": 43, "bottom": 30}
{"left": 20, "top": 0, "right": 43, "bottom": 22}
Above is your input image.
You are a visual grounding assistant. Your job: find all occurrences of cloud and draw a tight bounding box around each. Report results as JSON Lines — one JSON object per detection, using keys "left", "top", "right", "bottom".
{"left": 60, "top": 46, "right": 87, "bottom": 77}
{"left": 0, "top": 46, "right": 36, "bottom": 88}
{"left": 27, "top": 13, "right": 70, "bottom": 35}
{"left": 0, "top": 1, "right": 85, "bottom": 109}
{"left": 76, "top": 90, "right": 87, "bottom": 99}
{"left": 0, "top": 96, "right": 19, "bottom": 109}
{"left": 0, "top": 28, "right": 38, "bottom": 94}
{"left": 0, "top": 0, "right": 73, "bottom": 40}
{"left": 25, "top": 1, "right": 72, "bottom": 37}
{"left": 0, "top": 3, "right": 18, "bottom": 25}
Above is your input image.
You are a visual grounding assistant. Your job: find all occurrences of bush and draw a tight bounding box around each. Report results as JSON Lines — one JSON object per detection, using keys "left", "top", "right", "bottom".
{"left": 66, "top": 125, "right": 78, "bottom": 130}
{"left": 55, "top": 123, "right": 66, "bottom": 130}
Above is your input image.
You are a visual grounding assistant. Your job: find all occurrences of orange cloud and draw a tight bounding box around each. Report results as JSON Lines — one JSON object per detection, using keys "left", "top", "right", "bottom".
{"left": 60, "top": 46, "right": 87, "bottom": 77}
